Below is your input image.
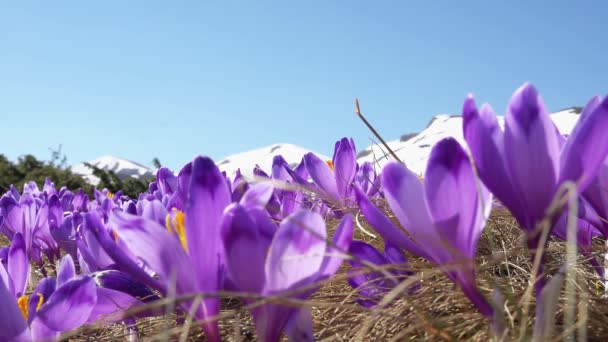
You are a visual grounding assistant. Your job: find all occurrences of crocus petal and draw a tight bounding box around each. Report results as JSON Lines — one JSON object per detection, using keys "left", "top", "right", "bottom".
{"left": 72, "top": 189, "right": 89, "bottom": 212}
{"left": 424, "top": 138, "right": 488, "bottom": 259}
{"left": 285, "top": 308, "right": 314, "bottom": 342}
{"left": 183, "top": 156, "right": 230, "bottom": 341}
{"left": 88, "top": 214, "right": 164, "bottom": 295}
{"left": 8, "top": 233, "right": 29, "bottom": 297}
{"left": 381, "top": 162, "right": 438, "bottom": 256}
{"left": 0, "top": 195, "right": 22, "bottom": 238}
{"left": 46, "top": 195, "right": 63, "bottom": 229}
{"left": 357, "top": 161, "right": 376, "bottom": 195}
{"left": 88, "top": 288, "right": 144, "bottom": 324}
{"left": 109, "top": 211, "right": 195, "bottom": 295}
{"left": 272, "top": 155, "right": 291, "bottom": 182}
{"left": 92, "top": 270, "right": 158, "bottom": 303}
{"left": 138, "top": 199, "right": 168, "bottom": 226}
{"left": 265, "top": 211, "right": 327, "bottom": 293}
{"left": 304, "top": 152, "right": 340, "bottom": 200}
{"left": 42, "top": 178, "right": 55, "bottom": 195}
{"left": 504, "top": 83, "right": 560, "bottom": 230}
{"left": 79, "top": 220, "right": 114, "bottom": 271}
{"left": 52, "top": 213, "right": 79, "bottom": 262}
{"left": 240, "top": 183, "right": 274, "bottom": 210}
{"left": 384, "top": 242, "right": 407, "bottom": 265}
{"left": 347, "top": 241, "right": 398, "bottom": 308}
{"left": 280, "top": 190, "right": 298, "bottom": 217}
{"left": 29, "top": 319, "right": 59, "bottom": 341}
{"left": 249, "top": 166, "right": 266, "bottom": 180}
{"left": 354, "top": 186, "right": 426, "bottom": 258}
{"left": 294, "top": 157, "right": 309, "bottom": 180}
{"left": 318, "top": 214, "right": 353, "bottom": 279}
{"left": 28, "top": 277, "right": 56, "bottom": 324}
{"left": 559, "top": 95, "right": 608, "bottom": 192}
{"left": 57, "top": 255, "right": 76, "bottom": 287}
{"left": 36, "top": 277, "right": 98, "bottom": 332}
{"left": 0, "top": 264, "right": 8, "bottom": 290}
{"left": 247, "top": 208, "right": 278, "bottom": 247}
{"left": 175, "top": 161, "right": 192, "bottom": 208}
{"left": 463, "top": 97, "right": 525, "bottom": 224}
{"left": 157, "top": 167, "right": 178, "bottom": 195}
{"left": 30, "top": 320, "right": 56, "bottom": 342}
{"left": 0, "top": 279, "right": 29, "bottom": 341}
{"left": 333, "top": 138, "right": 356, "bottom": 199}
{"left": 184, "top": 157, "right": 230, "bottom": 283}
{"left": 349, "top": 240, "right": 388, "bottom": 266}
{"left": 222, "top": 204, "right": 266, "bottom": 293}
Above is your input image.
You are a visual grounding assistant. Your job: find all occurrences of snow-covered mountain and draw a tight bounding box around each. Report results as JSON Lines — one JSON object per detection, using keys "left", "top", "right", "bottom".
{"left": 71, "top": 144, "right": 328, "bottom": 186}
{"left": 217, "top": 143, "right": 330, "bottom": 179}
{"left": 71, "top": 107, "right": 582, "bottom": 186}
{"left": 356, "top": 107, "right": 582, "bottom": 176}
{"left": 71, "top": 155, "right": 155, "bottom": 186}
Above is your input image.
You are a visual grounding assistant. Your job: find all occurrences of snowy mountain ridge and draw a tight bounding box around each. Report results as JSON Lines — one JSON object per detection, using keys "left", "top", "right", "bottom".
{"left": 71, "top": 107, "right": 582, "bottom": 185}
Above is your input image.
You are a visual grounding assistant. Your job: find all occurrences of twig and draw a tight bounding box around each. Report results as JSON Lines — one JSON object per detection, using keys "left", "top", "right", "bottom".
{"left": 354, "top": 98, "right": 402, "bottom": 164}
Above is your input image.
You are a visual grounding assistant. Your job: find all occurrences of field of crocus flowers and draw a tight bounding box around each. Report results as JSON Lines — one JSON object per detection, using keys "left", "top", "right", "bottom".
{"left": 2, "top": 83, "right": 608, "bottom": 341}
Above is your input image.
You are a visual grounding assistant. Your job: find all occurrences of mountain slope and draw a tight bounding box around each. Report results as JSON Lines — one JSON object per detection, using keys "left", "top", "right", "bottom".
{"left": 71, "top": 155, "right": 154, "bottom": 186}
{"left": 217, "top": 143, "right": 330, "bottom": 179}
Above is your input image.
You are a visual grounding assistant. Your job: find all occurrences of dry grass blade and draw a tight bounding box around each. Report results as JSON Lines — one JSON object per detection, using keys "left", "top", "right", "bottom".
{"left": 564, "top": 183, "right": 579, "bottom": 342}
{"left": 354, "top": 98, "right": 402, "bottom": 164}
{"left": 179, "top": 295, "right": 203, "bottom": 342}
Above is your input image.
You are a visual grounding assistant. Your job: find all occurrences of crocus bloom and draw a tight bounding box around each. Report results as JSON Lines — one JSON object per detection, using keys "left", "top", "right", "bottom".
{"left": 347, "top": 240, "right": 412, "bottom": 308}
{"left": 355, "top": 161, "right": 380, "bottom": 197}
{"left": 463, "top": 84, "right": 608, "bottom": 294}
{"left": 551, "top": 201, "right": 603, "bottom": 276}
{"left": 0, "top": 192, "right": 58, "bottom": 266}
{"left": 304, "top": 138, "right": 357, "bottom": 207}
{"left": 0, "top": 263, "right": 97, "bottom": 341}
{"left": 230, "top": 169, "right": 250, "bottom": 203}
{"left": 356, "top": 138, "right": 494, "bottom": 317}
{"left": 1, "top": 253, "right": 149, "bottom": 341}
{"left": 463, "top": 84, "right": 608, "bottom": 244}
{"left": 108, "top": 156, "right": 256, "bottom": 342}
{"left": 72, "top": 189, "right": 90, "bottom": 213}
{"left": 222, "top": 205, "right": 353, "bottom": 341}
{"left": 573, "top": 97, "right": 608, "bottom": 237}
{"left": 0, "top": 233, "right": 29, "bottom": 298}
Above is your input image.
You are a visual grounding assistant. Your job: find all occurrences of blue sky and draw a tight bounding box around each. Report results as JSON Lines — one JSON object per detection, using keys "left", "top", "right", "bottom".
{"left": 1, "top": 1, "right": 606, "bottom": 171}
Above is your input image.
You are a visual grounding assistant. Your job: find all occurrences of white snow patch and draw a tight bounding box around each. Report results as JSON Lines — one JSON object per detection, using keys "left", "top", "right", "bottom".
{"left": 217, "top": 143, "right": 330, "bottom": 179}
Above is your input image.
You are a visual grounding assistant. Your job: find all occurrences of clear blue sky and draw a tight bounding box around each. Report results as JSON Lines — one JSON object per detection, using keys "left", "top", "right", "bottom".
{"left": 1, "top": 1, "right": 606, "bottom": 171}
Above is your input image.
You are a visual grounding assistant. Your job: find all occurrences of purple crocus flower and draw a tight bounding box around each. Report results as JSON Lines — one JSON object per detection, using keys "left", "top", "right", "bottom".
{"left": 0, "top": 233, "right": 30, "bottom": 299}
{"left": 355, "top": 161, "right": 380, "bottom": 197}
{"left": 0, "top": 192, "right": 59, "bottom": 267}
{"left": 222, "top": 205, "right": 353, "bottom": 341}
{"left": 347, "top": 240, "right": 412, "bottom": 308}
{"left": 108, "top": 156, "right": 243, "bottom": 342}
{"left": 569, "top": 97, "right": 608, "bottom": 240}
{"left": 356, "top": 138, "right": 494, "bottom": 317}
{"left": 147, "top": 167, "right": 178, "bottom": 207}
{"left": 230, "top": 168, "right": 251, "bottom": 203}
{"left": 0, "top": 263, "right": 97, "bottom": 341}
{"left": 551, "top": 203, "right": 604, "bottom": 276}
{"left": 463, "top": 83, "right": 608, "bottom": 293}
{"left": 71, "top": 189, "right": 90, "bottom": 213}
{"left": 265, "top": 155, "right": 309, "bottom": 219}
{"left": 22, "top": 181, "right": 41, "bottom": 197}
{"left": 304, "top": 138, "right": 357, "bottom": 207}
